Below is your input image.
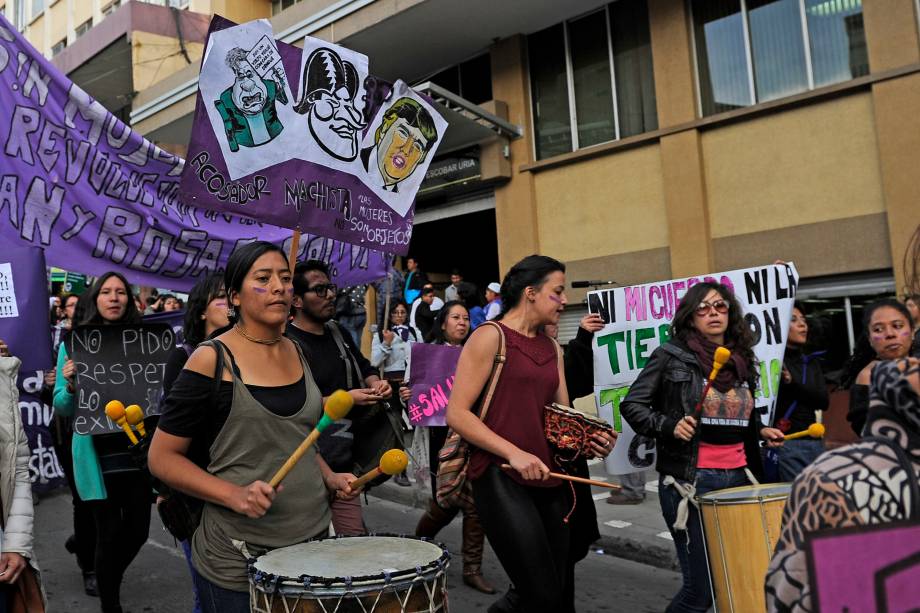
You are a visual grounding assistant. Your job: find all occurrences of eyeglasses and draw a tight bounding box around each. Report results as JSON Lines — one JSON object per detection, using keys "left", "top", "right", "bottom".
{"left": 307, "top": 284, "right": 337, "bottom": 297}
{"left": 695, "top": 300, "right": 729, "bottom": 316}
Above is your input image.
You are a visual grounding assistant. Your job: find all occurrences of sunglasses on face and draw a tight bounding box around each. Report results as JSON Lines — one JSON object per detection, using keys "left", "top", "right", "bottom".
{"left": 307, "top": 284, "right": 337, "bottom": 297}
{"left": 695, "top": 300, "right": 729, "bottom": 316}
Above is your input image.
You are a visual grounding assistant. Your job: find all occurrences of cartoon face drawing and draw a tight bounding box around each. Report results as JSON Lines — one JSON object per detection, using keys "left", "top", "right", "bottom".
{"left": 295, "top": 48, "right": 365, "bottom": 161}
{"left": 214, "top": 46, "right": 289, "bottom": 152}
{"left": 378, "top": 118, "right": 428, "bottom": 185}
{"left": 362, "top": 97, "right": 438, "bottom": 192}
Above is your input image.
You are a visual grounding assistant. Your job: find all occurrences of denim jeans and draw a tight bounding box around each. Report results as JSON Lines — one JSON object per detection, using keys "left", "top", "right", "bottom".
{"left": 776, "top": 439, "right": 824, "bottom": 482}
{"left": 659, "top": 468, "right": 749, "bottom": 613}
{"left": 194, "top": 572, "right": 250, "bottom": 613}
{"left": 180, "top": 540, "right": 202, "bottom": 613}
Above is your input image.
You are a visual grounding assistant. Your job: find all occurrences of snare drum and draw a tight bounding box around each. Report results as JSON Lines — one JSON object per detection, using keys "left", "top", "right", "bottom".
{"left": 249, "top": 534, "right": 450, "bottom": 612}
{"left": 697, "top": 483, "right": 791, "bottom": 613}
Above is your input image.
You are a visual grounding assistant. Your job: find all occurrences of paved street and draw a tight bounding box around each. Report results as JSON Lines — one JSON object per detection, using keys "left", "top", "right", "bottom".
{"left": 35, "top": 488, "right": 680, "bottom": 612}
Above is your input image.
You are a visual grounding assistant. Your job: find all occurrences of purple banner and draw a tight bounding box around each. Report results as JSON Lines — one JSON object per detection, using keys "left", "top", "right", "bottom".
{"left": 17, "top": 365, "right": 66, "bottom": 494}
{"left": 179, "top": 17, "right": 434, "bottom": 255}
{"left": 0, "top": 243, "right": 52, "bottom": 372}
{"left": 807, "top": 520, "right": 920, "bottom": 612}
{"left": 407, "top": 343, "right": 462, "bottom": 427}
{"left": 0, "top": 16, "right": 387, "bottom": 291}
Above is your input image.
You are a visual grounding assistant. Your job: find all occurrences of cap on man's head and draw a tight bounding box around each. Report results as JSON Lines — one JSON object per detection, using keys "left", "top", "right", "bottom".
{"left": 487, "top": 282, "right": 501, "bottom": 294}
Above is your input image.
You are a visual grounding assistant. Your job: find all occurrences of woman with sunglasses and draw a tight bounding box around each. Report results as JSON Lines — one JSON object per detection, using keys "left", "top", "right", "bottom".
{"left": 621, "top": 282, "right": 784, "bottom": 613}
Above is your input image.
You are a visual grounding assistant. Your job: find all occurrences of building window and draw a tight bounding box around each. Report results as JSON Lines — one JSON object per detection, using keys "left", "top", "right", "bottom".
{"left": 75, "top": 18, "right": 92, "bottom": 38}
{"left": 30, "top": 0, "right": 40, "bottom": 19}
{"left": 422, "top": 54, "right": 493, "bottom": 105}
{"left": 528, "top": 0, "right": 658, "bottom": 161}
{"left": 272, "top": 0, "right": 301, "bottom": 16}
{"left": 692, "top": 0, "right": 868, "bottom": 116}
{"left": 51, "top": 38, "right": 65, "bottom": 56}
{"left": 102, "top": 0, "right": 121, "bottom": 16}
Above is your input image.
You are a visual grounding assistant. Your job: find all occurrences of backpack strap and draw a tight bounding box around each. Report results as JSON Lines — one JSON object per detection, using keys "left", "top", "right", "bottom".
{"left": 861, "top": 435, "right": 920, "bottom": 520}
{"left": 326, "top": 320, "right": 362, "bottom": 390}
{"left": 475, "top": 321, "right": 506, "bottom": 422}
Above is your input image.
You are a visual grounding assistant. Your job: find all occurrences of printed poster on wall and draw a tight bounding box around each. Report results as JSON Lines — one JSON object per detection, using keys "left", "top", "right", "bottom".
{"left": 589, "top": 263, "right": 799, "bottom": 475}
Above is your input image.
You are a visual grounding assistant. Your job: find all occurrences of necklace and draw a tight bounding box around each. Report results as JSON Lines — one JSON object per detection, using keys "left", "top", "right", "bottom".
{"left": 234, "top": 324, "right": 282, "bottom": 345}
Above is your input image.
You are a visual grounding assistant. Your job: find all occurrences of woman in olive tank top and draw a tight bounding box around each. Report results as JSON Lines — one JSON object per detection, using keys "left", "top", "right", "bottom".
{"left": 150, "top": 242, "right": 359, "bottom": 613}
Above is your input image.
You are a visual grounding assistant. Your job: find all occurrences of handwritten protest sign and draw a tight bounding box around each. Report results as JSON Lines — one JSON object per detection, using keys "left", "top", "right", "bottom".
{"left": 407, "top": 343, "right": 462, "bottom": 427}
{"left": 15, "top": 365, "right": 66, "bottom": 493}
{"left": 589, "top": 263, "right": 799, "bottom": 474}
{"left": 69, "top": 324, "right": 175, "bottom": 436}
{"left": 807, "top": 520, "right": 920, "bottom": 612}
{"left": 180, "top": 17, "right": 448, "bottom": 254}
{"left": 0, "top": 15, "right": 388, "bottom": 290}
{"left": 0, "top": 244, "right": 52, "bottom": 373}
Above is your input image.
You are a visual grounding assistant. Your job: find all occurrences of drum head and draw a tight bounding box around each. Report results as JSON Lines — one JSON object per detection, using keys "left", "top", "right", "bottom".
{"left": 698, "top": 483, "right": 791, "bottom": 504}
{"left": 253, "top": 536, "right": 447, "bottom": 582}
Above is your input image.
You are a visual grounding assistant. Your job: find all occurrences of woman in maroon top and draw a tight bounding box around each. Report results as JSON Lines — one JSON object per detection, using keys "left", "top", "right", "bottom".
{"left": 447, "top": 255, "right": 606, "bottom": 612}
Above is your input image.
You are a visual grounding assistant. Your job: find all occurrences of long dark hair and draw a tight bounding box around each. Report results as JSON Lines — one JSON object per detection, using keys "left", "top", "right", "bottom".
{"left": 183, "top": 273, "right": 225, "bottom": 347}
{"left": 498, "top": 254, "right": 566, "bottom": 319}
{"left": 841, "top": 298, "right": 914, "bottom": 387}
{"left": 426, "top": 301, "right": 470, "bottom": 345}
{"left": 671, "top": 282, "right": 756, "bottom": 367}
{"left": 79, "top": 271, "right": 141, "bottom": 326}
{"left": 224, "top": 241, "right": 287, "bottom": 324}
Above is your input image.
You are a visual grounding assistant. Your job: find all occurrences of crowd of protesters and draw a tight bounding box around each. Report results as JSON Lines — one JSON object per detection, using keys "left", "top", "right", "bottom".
{"left": 0, "top": 229, "right": 917, "bottom": 613}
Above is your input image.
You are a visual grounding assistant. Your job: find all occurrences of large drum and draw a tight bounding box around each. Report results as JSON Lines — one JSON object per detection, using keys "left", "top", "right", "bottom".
{"left": 249, "top": 535, "right": 450, "bottom": 613}
{"left": 697, "top": 483, "right": 791, "bottom": 613}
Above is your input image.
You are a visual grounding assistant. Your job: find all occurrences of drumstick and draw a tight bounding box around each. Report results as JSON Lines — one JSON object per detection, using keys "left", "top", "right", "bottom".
{"left": 783, "top": 423, "right": 825, "bottom": 440}
{"left": 125, "top": 404, "right": 147, "bottom": 437}
{"left": 269, "top": 390, "right": 353, "bottom": 488}
{"left": 104, "top": 400, "right": 138, "bottom": 445}
{"left": 499, "top": 464, "right": 622, "bottom": 490}
{"left": 351, "top": 449, "right": 409, "bottom": 490}
{"left": 693, "top": 347, "right": 731, "bottom": 420}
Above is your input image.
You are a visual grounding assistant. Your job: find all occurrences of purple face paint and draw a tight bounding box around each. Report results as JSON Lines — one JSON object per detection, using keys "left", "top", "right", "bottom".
{"left": 212, "top": 300, "right": 227, "bottom": 309}
{"left": 287, "top": 287, "right": 294, "bottom": 294}
{"left": 251, "top": 286, "right": 268, "bottom": 294}
{"left": 549, "top": 294, "right": 563, "bottom": 305}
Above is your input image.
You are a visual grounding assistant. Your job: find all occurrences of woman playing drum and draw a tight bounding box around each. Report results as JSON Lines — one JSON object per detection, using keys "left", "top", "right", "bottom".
{"left": 620, "top": 282, "right": 784, "bottom": 613}
{"left": 149, "top": 242, "right": 357, "bottom": 613}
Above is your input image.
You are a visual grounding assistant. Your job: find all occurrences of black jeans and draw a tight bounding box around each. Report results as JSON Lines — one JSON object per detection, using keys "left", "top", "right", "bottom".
{"left": 90, "top": 472, "right": 152, "bottom": 613}
{"left": 473, "top": 464, "right": 570, "bottom": 613}
{"left": 659, "top": 468, "right": 749, "bottom": 613}
{"left": 53, "top": 420, "right": 97, "bottom": 572}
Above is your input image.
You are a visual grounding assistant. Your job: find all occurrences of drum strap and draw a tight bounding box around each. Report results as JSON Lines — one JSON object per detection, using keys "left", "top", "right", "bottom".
{"left": 662, "top": 475, "right": 697, "bottom": 531}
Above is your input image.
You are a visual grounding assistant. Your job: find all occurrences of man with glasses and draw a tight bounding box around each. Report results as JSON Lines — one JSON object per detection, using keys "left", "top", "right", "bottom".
{"left": 287, "top": 260, "right": 392, "bottom": 535}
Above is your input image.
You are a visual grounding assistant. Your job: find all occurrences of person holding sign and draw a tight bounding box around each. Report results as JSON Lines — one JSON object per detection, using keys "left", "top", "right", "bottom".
{"left": 620, "top": 282, "right": 784, "bottom": 613}
{"left": 399, "top": 301, "right": 496, "bottom": 594}
{"left": 52, "top": 272, "right": 149, "bottom": 613}
{"left": 150, "top": 242, "right": 355, "bottom": 613}
{"left": 446, "top": 255, "right": 580, "bottom": 613}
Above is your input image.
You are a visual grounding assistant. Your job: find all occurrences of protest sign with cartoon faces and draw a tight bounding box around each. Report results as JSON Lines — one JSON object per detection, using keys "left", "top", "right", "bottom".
{"left": 199, "top": 20, "right": 306, "bottom": 180}
{"left": 359, "top": 80, "right": 448, "bottom": 218}
{"left": 294, "top": 37, "right": 368, "bottom": 170}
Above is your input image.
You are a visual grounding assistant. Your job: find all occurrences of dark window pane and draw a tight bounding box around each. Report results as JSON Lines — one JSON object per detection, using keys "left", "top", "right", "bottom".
{"left": 748, "top": 0, "right": 809, "bottom": 101}
{"left": 568, "top": 11, "right": 616, "bottom": 147}
{"left": 610, "top": 0, "right": 658, "bottom": 136}
{"left": 805, "top": 0, "right": 868, "bottom": 87}
{"left": 429, "top": 66, "right": 461, "bottom": 96}
{"left": 529, "top": 24, "right": 573, "bottom": 159}
{"left": 459, "top": 54, "right": 493, "bottom": 104}
{"left": 692, "top": 0, "right": 753, "bottom": 115}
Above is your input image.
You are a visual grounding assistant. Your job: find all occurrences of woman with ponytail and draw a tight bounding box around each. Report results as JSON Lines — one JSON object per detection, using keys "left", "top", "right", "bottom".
{"left": 446, "top": 255, "right": 613, "bottom": 612}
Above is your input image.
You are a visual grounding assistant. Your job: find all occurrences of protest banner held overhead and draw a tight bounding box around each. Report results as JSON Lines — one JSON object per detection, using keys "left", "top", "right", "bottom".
{"left": 180, "top": 17, "right": 448, "bottom": 254}
{"left": 589, "top": 263, "right": 800, "bottom": 475}
{"left": 0, "top": 15, "right": 388, "bottom": 291}
{"left": 68, "top": 323, "right": 176, "bottom": 436}
{"left": 407, "top": 343, "right": 462, "bottom": 427}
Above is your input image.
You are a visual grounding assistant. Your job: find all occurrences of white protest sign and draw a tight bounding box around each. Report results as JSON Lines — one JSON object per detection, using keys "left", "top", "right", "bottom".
{"left": 0, "top": 263, "right": 19, "bottom": 318}
{"left": 589, "top": 263, "right": 800, "bottom": 475}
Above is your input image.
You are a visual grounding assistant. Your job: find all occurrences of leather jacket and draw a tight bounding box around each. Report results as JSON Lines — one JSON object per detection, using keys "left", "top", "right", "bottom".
{"left": 620, "top": 338, "right": 766, "bottom": 483}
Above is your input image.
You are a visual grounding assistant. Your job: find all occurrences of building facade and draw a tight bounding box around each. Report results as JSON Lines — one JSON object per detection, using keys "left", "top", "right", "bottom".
{"left": 9, "top": 0, "right": 920, "bottom": 367}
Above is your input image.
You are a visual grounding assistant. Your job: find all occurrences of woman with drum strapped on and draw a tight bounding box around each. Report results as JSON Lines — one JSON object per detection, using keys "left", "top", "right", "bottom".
{"left": 149, "top": 242, "right": 358, "bottom": 613}
{"left": 447, "top": 255, "right": 596, "bottom": 612}
{"left": 620, "top": 282, "right": 784, "bottom": 613}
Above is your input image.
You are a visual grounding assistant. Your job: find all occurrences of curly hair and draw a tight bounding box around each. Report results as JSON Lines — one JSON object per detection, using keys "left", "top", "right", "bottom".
{"left": 670, "top": 282, "right": 757, "bottom": 368}
{"left": 225, "top": 47, "right": 248, "bottom": 72}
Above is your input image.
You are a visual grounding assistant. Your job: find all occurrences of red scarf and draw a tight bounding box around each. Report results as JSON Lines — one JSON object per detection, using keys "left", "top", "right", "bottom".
{"left": 685, "top": 331, "right": 751, "bottom": 393}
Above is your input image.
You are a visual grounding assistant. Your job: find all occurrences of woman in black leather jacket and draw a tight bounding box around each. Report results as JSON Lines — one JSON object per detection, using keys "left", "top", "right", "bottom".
{"left": 621, "top": 282, "right": 784, "bottom": 613}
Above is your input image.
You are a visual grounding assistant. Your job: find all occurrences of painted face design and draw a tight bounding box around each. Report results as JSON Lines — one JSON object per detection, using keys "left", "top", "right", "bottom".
{"left": 377, "top": 118, "right": 427, "bottom": 186}
{"left": 232, "top": 61, "right": 268, "bottom": 116}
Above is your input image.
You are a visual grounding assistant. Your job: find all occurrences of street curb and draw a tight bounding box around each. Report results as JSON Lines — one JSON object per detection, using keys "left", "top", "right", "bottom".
{"left": 368, "top": 482, "right": 679, "bottom": 571}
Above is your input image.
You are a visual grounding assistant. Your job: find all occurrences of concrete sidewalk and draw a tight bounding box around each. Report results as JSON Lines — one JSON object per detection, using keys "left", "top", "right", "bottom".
{"left": 369, "top": 459, "right": 679, "bottom": 571}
